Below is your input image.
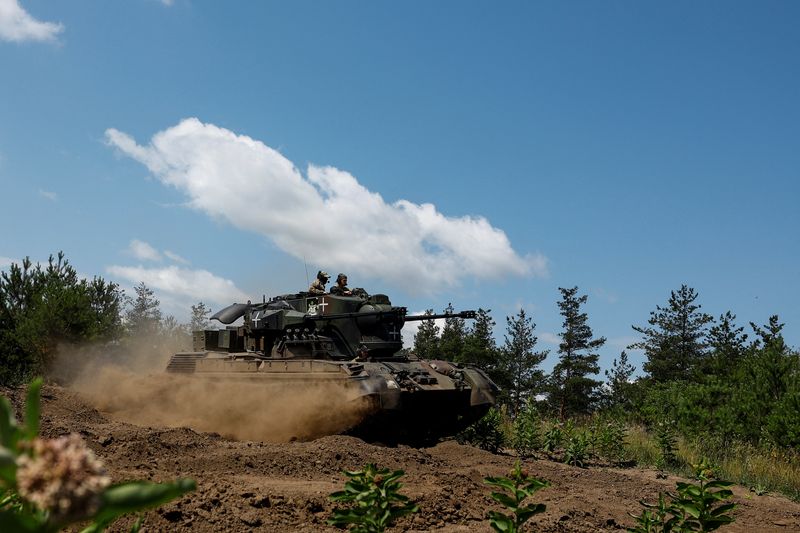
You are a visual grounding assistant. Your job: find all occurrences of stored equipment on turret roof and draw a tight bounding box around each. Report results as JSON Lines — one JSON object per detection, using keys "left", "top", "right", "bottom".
{"left": 166, "top": 290, "right": 498, "bottom": 443}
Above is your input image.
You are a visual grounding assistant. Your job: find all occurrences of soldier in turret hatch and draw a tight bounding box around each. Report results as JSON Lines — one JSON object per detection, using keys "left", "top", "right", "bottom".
{"left": 330, "top": 273, "right": 353, "bottom": 296}
{"left": 308, "top": 270, "right": 329, "bottom": 294}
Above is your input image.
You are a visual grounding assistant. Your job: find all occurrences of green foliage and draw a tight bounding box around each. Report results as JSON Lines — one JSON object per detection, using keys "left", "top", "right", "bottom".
{"left": 628, "top": 492, "right": 671, "bottom": 533}
{"left": 461, "top": 308, "right": 499, "bottom": 370}
{"left": 604, "top": 351, "right": 637, "bottom": 411}
{"left": 701, "top": 312, "right": 748, "bottom": 378}
{"left": 0, "top": 254, "right": 123, "bottom": 384}
{"left": 328, "top": 463, "right": 418, "bottom": 533}
{"left": 83, "top": 479, "right": 196, "bottom": 533}
{"left": 412, "top": 310, "right": 440, "bottom": 359}
{"left": 656, "top": 422, "right": 679, "bottom": 470}
{"left": 188, "top": 301, "right": 212, "bottom": 332}
{"left": 458, "top": 408, "right": 507, "bottom": 454}
{"left": 592, "top": 418, "right": 627, "bottom": 464}
{"left": 564, "top": 431, "right": 591, "bottom": 468}
{"left": 765, "top": 390, "right": 800, "bottom": 448}
{"left": 542, "top": 421, "right": 563, "bottom": 454}
{"left": 124, "top": 282, "right": 162, "bottom": 336}
{"left": 628, "top": 461, "right": 736, "bottom": 532}
{"left": 630, "top": 285, "right": 712, "bottom": 383}
{"left": 484, "top": 461, "right": 549, "bottom": 533}
{"left": 512, "top": 400, "right": 541, "bottom": 458}
{"left": 439, "top": 303, "right": 467, "bottom": 362}
{"left": 550, "top": 286, "right": 604, "bottom": 419}
{"left": 0, "top": 380, "right": 195, "bottom": 532}
{"left": 494, "top": 309, "right": 548, "bottom": 416}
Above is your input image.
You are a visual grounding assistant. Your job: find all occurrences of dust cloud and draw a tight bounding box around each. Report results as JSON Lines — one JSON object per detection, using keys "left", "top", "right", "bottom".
{"left": 50, "top": 339, "right": 372, "bottom": 442}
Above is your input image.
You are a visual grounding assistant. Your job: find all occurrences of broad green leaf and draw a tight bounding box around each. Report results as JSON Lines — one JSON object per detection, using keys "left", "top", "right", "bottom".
{"left": 92, "top": 479, "right": 195, "bottom": 525}
{"left": 0, "top": 509, "right": 40, "bottom": 532}
{"left": 24, "top": 378, "right": 42, "bottom": 440}
{"left": 710, "top": 502, "right": 736, "bottom": 516}
{"left": 490, "top": 492, "right": 517, "bottom": 509}
{"left": 673, "top": 501, "right": 701, "bottom": 518}
{"left": 705, "top": 481, "right": 734, "bottom": 489}
{"left": 516, "top": 503, "right": 546, "bottom": 522}
{"left": 0, "top": 398, "right": 18, "bottom": 450}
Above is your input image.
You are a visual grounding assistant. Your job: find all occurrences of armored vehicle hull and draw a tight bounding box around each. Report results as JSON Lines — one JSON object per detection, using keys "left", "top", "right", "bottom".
{"left": 166, "top": 291, "right": 498, "bottom": 442}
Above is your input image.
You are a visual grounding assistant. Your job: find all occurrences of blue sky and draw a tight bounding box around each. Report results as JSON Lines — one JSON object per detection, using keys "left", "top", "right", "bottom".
{"left": 1, "top": 1, "right": 798, "bottom": 375}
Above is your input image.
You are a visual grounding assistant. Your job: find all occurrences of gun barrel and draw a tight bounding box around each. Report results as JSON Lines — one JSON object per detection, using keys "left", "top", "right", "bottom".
{"left": 304, "top": 308, "right": 477, "bottom": 322}
{"left": 404, "top": 310, "right": 477, "bottom": 322}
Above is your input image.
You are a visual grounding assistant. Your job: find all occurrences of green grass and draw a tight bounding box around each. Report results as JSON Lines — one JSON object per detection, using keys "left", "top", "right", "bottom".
{"left": 624, "top": 425, "right": 800, "bottom": 501}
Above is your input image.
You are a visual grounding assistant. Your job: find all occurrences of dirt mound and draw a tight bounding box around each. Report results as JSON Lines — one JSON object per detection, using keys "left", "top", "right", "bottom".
{"left": 6, "top": 384, "right": 800, "bottom": 532}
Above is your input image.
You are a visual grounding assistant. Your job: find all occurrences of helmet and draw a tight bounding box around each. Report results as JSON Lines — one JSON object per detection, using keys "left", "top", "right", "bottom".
{"left": 318, "top": 270, "right": 329, "bottom": 280}
{"left": 337, "top": 273, "right": 347, "bottom": 283}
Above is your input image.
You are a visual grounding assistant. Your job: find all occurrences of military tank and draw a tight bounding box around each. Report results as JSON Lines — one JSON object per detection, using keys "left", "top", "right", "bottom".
{"left": 165, "top": 289, "right": 498, "bottom": 442}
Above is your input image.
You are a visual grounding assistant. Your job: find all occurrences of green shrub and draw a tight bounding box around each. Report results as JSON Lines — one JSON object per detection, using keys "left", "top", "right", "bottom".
{"left": 564, "top": 431, "right": 591, "bottom": 468}
{"left": 457, "top": 408, "right": 507, "bottom": 454}
{"left": 628, "top": 460, "right": 736, "bottom": 532}
{"left": 656, "top": 422, "right": 678, "bottom": 469}
{"left": 328, "top": 463, "right": 418, "bottom": 532}
{"left": 542, "top": 421, "right": 563, "bottom": 454}
{"left": 484, "top": 461, "right": 549, "bottom": 533}
{"left": 592, "top": 418, "right": 627, "bottom": 464}
{"left": 512, "top": 400, "right": 541, "bottom": 458}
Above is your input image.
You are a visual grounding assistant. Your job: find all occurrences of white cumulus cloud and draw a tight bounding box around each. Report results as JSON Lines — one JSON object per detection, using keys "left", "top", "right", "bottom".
{"left": 0, "top": 0, "right": 63, "bottom": 43}
{"left": 128, "top": 239, "right": 162, "bottom": 262}
{"left": 107, "top": 264, "right": 250, "bottom": 307}
{"left": 105, "top": 118, "right": 546, "bottom": 293}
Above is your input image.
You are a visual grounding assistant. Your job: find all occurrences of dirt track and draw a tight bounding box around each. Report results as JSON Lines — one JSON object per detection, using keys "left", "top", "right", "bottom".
{"left": 7, "top": 384, "right": 800, "bottom": 532}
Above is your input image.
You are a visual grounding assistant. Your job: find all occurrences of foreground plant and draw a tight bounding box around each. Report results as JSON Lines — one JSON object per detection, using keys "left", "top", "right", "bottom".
{"left": 628, "top": 460, "right": 736, "bottom": 532}
{"left": 592, "top": 418, "right": 627, "bottom": 464}
{"left": 564, "top": 431, "right": 591, "bottom": 468}
{"left": 655, "top": 421, "right": 678, "bottom": 469}
{"left": 0, "top": 379, "right": 195, "bottom": 532}
{"left": 328, "top": 463, "right": 418, "bottom": 532}
{"left": 512, "top": 400, "right": 541, "bottom": 458}
{"left": 457, "top": 408, "right": 507, "bottom": 454}
{"left": 484, "top": 461, "right": 549, "bottom": 533}
{"left": 542, "top": 422, "right": 563, "bottom": 454}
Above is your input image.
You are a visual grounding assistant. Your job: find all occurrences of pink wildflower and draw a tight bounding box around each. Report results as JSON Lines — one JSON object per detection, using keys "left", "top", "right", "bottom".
{"left": 16, "top": 434, "right": 111, "bottom": 523}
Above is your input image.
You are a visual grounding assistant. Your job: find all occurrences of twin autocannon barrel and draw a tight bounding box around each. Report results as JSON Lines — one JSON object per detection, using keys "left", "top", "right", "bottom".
{"left": 305, "top": 307, "right": 477, "bottom": 322}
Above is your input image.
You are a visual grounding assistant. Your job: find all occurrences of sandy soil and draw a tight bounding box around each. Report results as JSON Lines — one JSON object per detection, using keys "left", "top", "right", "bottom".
{"left": 5, "top": 384, "right": 800, "bottom": 532}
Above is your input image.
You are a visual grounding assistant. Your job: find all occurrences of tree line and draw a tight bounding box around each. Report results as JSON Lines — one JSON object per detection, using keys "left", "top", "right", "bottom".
{"left": 413, "top": 285, "right": 799, "bottom": 450}
{"left": 0, "top": 253, "right": 211, "bottom": 384}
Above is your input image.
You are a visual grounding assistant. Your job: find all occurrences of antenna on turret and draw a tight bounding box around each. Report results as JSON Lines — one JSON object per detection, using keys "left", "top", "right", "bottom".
{"left": 303, "top": 256, "right": 310, "bottom": 287}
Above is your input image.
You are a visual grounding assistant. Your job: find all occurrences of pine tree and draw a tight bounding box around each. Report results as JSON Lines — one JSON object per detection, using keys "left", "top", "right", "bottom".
{"left": 748, "top": 316, "right": 794, "bottom": 401}
{"left": 629, "top": 285, "right": 712, "bottom": 382}
{"left": 439, "top": 303, "right": 466, "bottom": 361}
{"left": 495, "top": 309, "right": 548, "bottom": 416}
{"left": 550, "top": 286, "right": 605, "bottom": 419}
{"left": 189, "top": 301, "right": 212, "bottom": 332}
{"left": 604, "top": 351, "right": 636, "bottom": 410}
{"left": 125, "top": 282, "right": 162, "bottom": 335}
{"left": 462, "top": 308, "right": 497, "bottom": 370}
{"left": 703, "top": 311, "right": 748, "bottom": 377}
{"left": 734, "top": 315, "right": 800, "bottom": 445}
{"left": 412, "top": 310, "right": 440, "bottom": 358}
